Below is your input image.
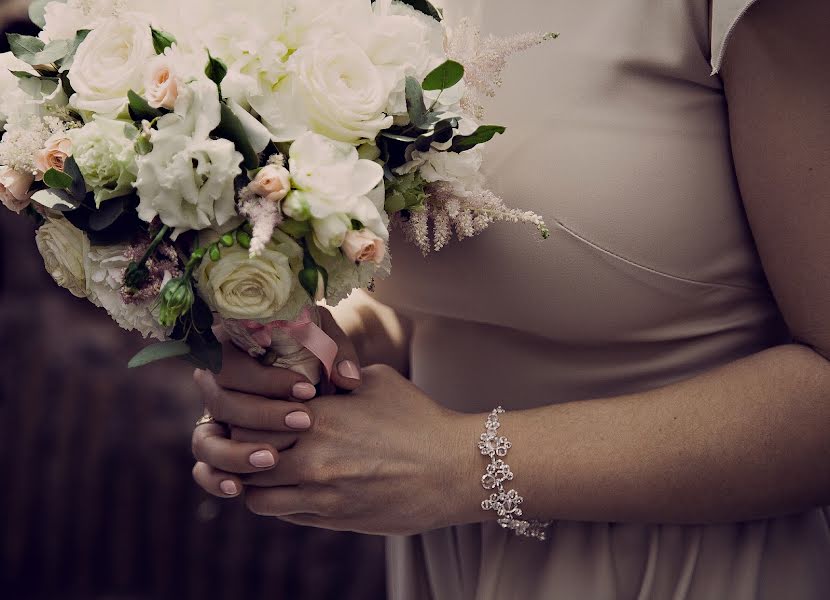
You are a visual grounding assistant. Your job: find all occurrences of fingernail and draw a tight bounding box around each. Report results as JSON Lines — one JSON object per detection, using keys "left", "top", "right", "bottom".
{"left": 337, "top": 360, "right": 361, "bottom": 382}
{"left": 285, "top": 411, "right": 312, "bottom": 430}
{"left": 249, "top": 450, "right": 276, "bottom": 468}
{"left": 220, "top": 480, "right": 238, "bottom": 496}
{"left": 292, "top": 382, "right": 317, "bottom": 400}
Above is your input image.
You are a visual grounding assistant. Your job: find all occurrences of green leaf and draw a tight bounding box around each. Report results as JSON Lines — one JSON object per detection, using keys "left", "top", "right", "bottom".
{"left": 127, "top": 89, "right": 163, "bottom": 122}
{"left": 380, "top": 132, "right": 417, "bottom": 143}
{"left": 279, "top": 218, "right": 311, "bottom": 239}
{"left": 213, "top": 102, "right": 259, "bottom": 170}
{"left": 422, "top": 60, "right": 464, "bottom": 92}
{"left": 31, "top": 188, "right": 80, "bottom": 211}
{"left": 11, "top": 70, "right": 39, "bottom": 80}
{"left": 205, "top": 52, "right": 228, "bottom": 90}
{"left": 35, "top": 39, "right": 72, "bottom": 65}
{"left": 128, "top": 341, "right": 192, "bottom": 368}
{"left": 450, "top": 125, "right": 507, "bottom": 153}
{"left": 299, "top": 267, "right": 320, "bottom": 299}
{"left": 7, "top": 33, "right": 45, "bottom": 63}
{"left": 405, "top": 76, "right": 428, "bottom": 129}
{"left": 88, "top": 193, "right": 137, "bottom": 232}
{"left": 398, "top": 0, "right": 442, "bottom": 20}
{"left": 57, "top": 30, "right": 91, "bottom": 71}
{"left": 183, "top": 328, "right": 223, "bottom": 374}
{"left": 134, "top": 135, "right": 153, "bottom": 156}
{"left": 151, "top": 27, "right": 177, "bottom": 55}
{"left": 29, "top": 0, "right": 60, "bottom": 28}
{"left": 433, "top": 118, "right": 458, "bottom": 143}
{"left": 384, "top": 190, "right": 407, "bottom": 214}
{"left": 62, "top": 156, "right": 87, "bottom": 200}
{"left": 43, "top": 168, "right": 73, "bottom": 190}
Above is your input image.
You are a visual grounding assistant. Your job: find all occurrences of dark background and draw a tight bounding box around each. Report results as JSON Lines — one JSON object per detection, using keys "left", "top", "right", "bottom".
{"left": 0, "top": 2, "right": 387, "bottom": 598}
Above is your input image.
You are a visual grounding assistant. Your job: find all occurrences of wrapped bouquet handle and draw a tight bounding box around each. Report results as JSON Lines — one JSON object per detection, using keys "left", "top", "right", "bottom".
{"left": 220, "top": 306, "right": 339, "bottom": 386}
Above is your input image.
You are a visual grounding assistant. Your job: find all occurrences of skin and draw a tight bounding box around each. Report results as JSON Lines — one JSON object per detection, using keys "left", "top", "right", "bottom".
{"left": 192, "top": 0, "right": 830, "bottom": 534}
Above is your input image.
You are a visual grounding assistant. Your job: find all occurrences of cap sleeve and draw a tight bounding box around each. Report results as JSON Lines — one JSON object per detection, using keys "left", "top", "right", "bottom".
{"left": 711, "top": 0, "right": 761, "bottom": 74}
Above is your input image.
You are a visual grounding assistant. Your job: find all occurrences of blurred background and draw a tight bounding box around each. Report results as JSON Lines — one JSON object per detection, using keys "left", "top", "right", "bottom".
{"left": 0, "top": 2, "right": 387, "bottom": 598}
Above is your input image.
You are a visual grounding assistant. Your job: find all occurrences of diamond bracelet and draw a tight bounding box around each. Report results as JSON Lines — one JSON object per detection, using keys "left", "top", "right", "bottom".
{"left": 478, "top": 407, "right": 550, "bottom": 540}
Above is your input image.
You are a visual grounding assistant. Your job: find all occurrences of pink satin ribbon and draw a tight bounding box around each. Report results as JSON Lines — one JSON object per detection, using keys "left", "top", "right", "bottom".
{"left": 242, "top": 307, "right": 338, "bottom": 380}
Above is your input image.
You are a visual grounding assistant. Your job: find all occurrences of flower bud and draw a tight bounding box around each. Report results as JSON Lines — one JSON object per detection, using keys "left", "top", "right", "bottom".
{"left": 249, "top": 164, "right": 291, "bottom": 203}
{"left": 158, "top": 277, "right": 195, "bottom": 327}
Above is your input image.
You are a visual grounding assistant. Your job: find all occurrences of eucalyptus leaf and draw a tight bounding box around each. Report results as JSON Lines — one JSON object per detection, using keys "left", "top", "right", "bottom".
{"left": 213, "top": 102, "right": 259, "bottom": 170}
{"left": 43, "top": 168, "right": 73, "bottom": 190}
{"left": 35, "top": 39, "right": 72, "bottom": 66}
{"left": 62, "top": 156, "right": 87, "bottom": 200}
{"left": 450, "top": 125, "right": 507, "bottom": 153}
{"left": 422, "top": 60, "right": 464, "bottom": 92}
{"left": 414, "top": 132, "right": 434, "bottom": 152}
{"left": 88, "top": 194, "right": 136, "bottom": 232}
{"left": 405, "top": 76, "right": 428, "bottom": 129}
{"left": 183, "top": 327, "right": 223, "bottom": 374}
{"left": 31, "top": 188, "right": 80, "bottom": 211}
{"left": 11, "top": 70, "right": 39, "bottom": 80}
{"left": 151, "top": 27, "right": 177, "bottom": 55}
{"left": 380, "top": 132, "right": 418, "bottom": 143}
{"left": 29, "top": 0, "right": 61, "bottom": 28}
{"left": 398, "top": 0, "right": 442, "bottom": 20}
{"left": 127, "top": 89, "right": 163, "bottom": 122}
{"left": 128, "top": 341, "right": 191, "bottom": 368}
{"left": 58, "top": 30, "right": 91, "bottom": 71}
{"left": 7, "top": 34, "right": 45, "bottom": 63}
{"left": 433, "top": 118, "right": 458, "bottom": 143}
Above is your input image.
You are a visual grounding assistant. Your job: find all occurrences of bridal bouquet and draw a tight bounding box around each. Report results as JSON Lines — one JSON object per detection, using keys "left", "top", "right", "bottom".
{"left": 1, "top": 0, "right": 554, "bottom": 383}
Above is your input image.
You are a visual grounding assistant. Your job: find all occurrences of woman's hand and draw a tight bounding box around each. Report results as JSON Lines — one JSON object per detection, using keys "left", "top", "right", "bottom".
{"left": 193, "top": 363, "right": 485, "bottom": 536}
{"left": 191, "top": 307, "right": 364, "bottom": 499}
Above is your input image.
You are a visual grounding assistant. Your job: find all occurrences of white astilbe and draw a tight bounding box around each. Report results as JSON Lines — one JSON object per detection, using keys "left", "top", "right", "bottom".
{"left": 398, "top": 182, "right": 549, "bottom": 255}
{"left": 0, "top": 115, "right": 66, "bottom": 175}
{"left": 237, "top": 193, "right": 283, "bottom": 258}
{"left": 447, "top": 18, "right": 558, "bottom": 119}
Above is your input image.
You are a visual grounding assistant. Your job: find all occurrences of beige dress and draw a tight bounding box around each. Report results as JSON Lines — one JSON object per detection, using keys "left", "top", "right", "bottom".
{"left": 372, "top": 0, "right": 830, "bottom": 598}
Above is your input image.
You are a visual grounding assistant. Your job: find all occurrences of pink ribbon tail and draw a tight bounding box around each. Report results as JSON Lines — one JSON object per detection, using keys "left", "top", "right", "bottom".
{"left": 274, "top": 310, "right": 338, "bottom": 380}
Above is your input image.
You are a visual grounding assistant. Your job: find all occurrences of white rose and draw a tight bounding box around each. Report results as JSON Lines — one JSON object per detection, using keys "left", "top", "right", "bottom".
{"left": 135, "top": 78, "right": 243, "bottom": 238}
{"left": 252, "top": 35, "right": 393, "bottom": 144}
{"left": 282, "top": 133, "right": 388, "bottom": 254}
{"left": 196, "top": 230, "right": 308, "bottom": 322}
{"left": 68, "top": 118, "right": 138, "bottom": 206}
{"left": 69, "top": 17, "right": 155, "bottom": 117}
{"left": 0, "top": 53, "right": 35, "bottom": 129}
{"left": 0, "top": 166, "right": 34, "bottom": 213}
{"left": 35, "top": 216, "right": 90, "bottom": 299}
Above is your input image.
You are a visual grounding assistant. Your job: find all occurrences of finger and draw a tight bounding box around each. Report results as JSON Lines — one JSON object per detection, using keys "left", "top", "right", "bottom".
{"left": 192, "top": 462, "right": 243, "bottom": 499}
{"left": 244, "top": 486, "right": 316, "bottom": 517}
{"left": 231, "top": 427, "right": 299, "bottom": 452}
{"left": 242, "top": 447, "right": 305, "bottom": 488}
{"left": 196, "top": 370, "right": 314, "bottom": 432}
{"left": 210, "top": 340, "right": 318, "bottom": 401}
{"left": 319, "top": 307, "right": 362, "bottom": 392}
{"left": 193, "top": 422, "right": 278, "bottom": 474}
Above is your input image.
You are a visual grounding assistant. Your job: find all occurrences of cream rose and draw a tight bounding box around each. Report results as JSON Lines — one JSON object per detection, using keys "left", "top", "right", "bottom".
{"left": 342, "top": 229, "right": 387, "bottom": 265}
{"left": 35, "top": 133, "right": 72, "bottom": 178}
{"left": 196, "top": 230, "right": 307, "bottom": 322}
{"left": 69, "top": 18, "right": 155, "bottom": 117}
{"left": 252, "top": 35, "right": 393, "bottom": 143}
{"left": 0, "top": 166, "right": 34, "bottom": 213}
{"left": 35, "top": 216, "right": 90, "bottom": 299}
{"left": 144, "top": 54, "right": 181, "bottom": 110}
{"left": 249, "top": 165, "right": 291, "bottom": 203}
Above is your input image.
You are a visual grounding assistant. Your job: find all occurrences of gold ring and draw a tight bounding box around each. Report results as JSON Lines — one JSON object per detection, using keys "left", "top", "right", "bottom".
{"left": 196, "top": 413, "right": 218, "bottom": 427}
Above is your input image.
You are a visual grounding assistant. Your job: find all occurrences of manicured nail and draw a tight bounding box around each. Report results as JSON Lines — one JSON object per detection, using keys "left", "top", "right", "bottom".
{"left": 220, "top": 480, "right": 238, "bottom": 496}
{"left": 249, "top": 450, "right": 275, "bottom": 468}
{"left": 292, "top": 382, "right": 317, "bottom": 400}
{"left": 337, "top": 360, "right": 361, "bottom": 382}
{"left": 285, "top": 411, "right": 312, "bottom": 430}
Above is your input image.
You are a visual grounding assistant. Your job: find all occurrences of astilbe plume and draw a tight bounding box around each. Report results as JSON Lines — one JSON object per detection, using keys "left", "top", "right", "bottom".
{"left": 446, "top": 18, "right": 558, "bottom": 120}
{"left": 237, "top": 154, "right": 286, "bottom": 258}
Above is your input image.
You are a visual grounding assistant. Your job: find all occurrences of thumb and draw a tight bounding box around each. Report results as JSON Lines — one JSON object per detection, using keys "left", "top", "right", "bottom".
{"left": 319, "top": 307, "right": 362, "bottom": 392}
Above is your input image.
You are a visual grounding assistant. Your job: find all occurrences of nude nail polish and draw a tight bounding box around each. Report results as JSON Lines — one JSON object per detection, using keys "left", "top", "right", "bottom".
{"left": 285, "top": 411, "right": 312, "bottom": 430}
{"left": 337, "top": 360, "right": 361, "bottom": 382}
{"left": 249, "top": 450, "right": 275, "bottom": 468}
{"left": 292, "top": 382, "right": 317, "bottom": 400}
{"left": 220, "top": 480, "right": 238, "bottom": 496}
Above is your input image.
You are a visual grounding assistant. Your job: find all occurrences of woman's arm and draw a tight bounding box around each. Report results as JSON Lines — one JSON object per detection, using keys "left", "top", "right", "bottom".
{"left": 486, "top": 0, "right": 830, "bottom": 525}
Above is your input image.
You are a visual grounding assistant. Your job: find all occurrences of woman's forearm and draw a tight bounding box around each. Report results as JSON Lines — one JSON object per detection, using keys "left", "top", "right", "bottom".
{"left": 459, "top": 344, "right": 830, "bottom": 525}
{"left": 329, "top": 291, "right": 413, "bottom": 375}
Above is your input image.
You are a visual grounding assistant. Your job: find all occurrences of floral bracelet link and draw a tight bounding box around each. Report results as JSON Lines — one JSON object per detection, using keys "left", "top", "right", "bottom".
{"left": 478, "top": 407, "right": 550, "bottom": 541}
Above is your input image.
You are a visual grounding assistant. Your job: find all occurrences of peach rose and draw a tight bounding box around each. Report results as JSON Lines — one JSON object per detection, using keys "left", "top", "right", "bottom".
{"left": 341, "top": 229, "right": 386, "bottom": 265}
{"left": 35, "top": 133, "right": 72, "bottom": 178}
{"left": 0, "top": 166, "right": 34, "bottom": 213}
{"left": 249, "top": 164, "right": 291, "bottom": 203}
{"left": 145, "top": 56, "right": 180, "bottom": 110}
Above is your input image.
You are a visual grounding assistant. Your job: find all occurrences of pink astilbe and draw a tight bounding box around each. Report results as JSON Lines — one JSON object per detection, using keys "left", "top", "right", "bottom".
{"left": 121, "top": 240, "right": 181, "bottom": 304}
{"left": 447, "top": 18, "right": 558, "bottom": 119}
{"left": 238, "top": 194, "right": 283, "bottom": 258}
{"left": 398, "top": 182, "right": 550, "bottom": 255}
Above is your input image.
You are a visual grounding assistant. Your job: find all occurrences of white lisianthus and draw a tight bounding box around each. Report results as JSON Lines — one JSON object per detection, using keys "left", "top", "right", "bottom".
{"left": 282, "top": 133, "right": 388, "bottom": 254}
{"left": 397, "top": 147, "right": 485, "bottom": 191}
{"left": 85, "top": 244, "right": 170, "bottom": 340}
{"left": 135, "top": 78, "right": 243, "bottom": 238}
{"left": 196, "top": 230, "right": 308, "bottom": 322}
{"left": 35, "top": 216, "right": 90, "bottom": 299}
{"left": 69, "top": 17, "right": 155, "bottom": 117}
{"left": 0, "top": 53, "right": 35, "bottom": 130}
{"left": 252, "top": 35, "right": 393, "bottom": 144}
{"left": 68, "top": 118, "right": 138, "bottom": 206}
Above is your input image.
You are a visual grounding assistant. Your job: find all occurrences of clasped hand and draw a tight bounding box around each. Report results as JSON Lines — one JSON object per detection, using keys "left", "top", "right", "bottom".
{"left": 191, "top": 308, "right": 480, "bottom": 535}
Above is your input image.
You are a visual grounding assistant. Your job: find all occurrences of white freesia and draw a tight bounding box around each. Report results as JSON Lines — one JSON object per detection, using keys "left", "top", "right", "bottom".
{"left": 135, "top": 78, "right": 243, "bottom": 237}
{"left": 252, "top": 35, "right": 393, "bottom": 144}
{"left": 282, "top": 133, "right": 388, "bottom": 254}
{"left": 85, "top": 244, "right": 169, "bottom": 340}
{"left": 0, "top": 53, "right": 35, "bottom": 130}
{"left": 35, "top": 216, "right": 90, "bottom": 299}
{"left": 68, "top": 118, "right": 138, "bottom": 206}
{"left": 397, "top": 147, "right": 485, "bottom": 191}
{"left": 196, "top": 230, "right": 308, "bottom": 322}
{"left": 69, "top": 17, "right": 155, "bottom": 117}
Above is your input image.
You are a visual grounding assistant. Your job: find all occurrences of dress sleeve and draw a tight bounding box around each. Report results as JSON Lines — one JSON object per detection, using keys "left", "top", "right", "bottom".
{"left": 710, "top": 0, "right": 761, "bottom": 74}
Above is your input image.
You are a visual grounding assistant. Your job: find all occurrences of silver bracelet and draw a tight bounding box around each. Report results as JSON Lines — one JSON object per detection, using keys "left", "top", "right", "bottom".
{"left": 478, "top": 407, "right": 550, "bottom": 540}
